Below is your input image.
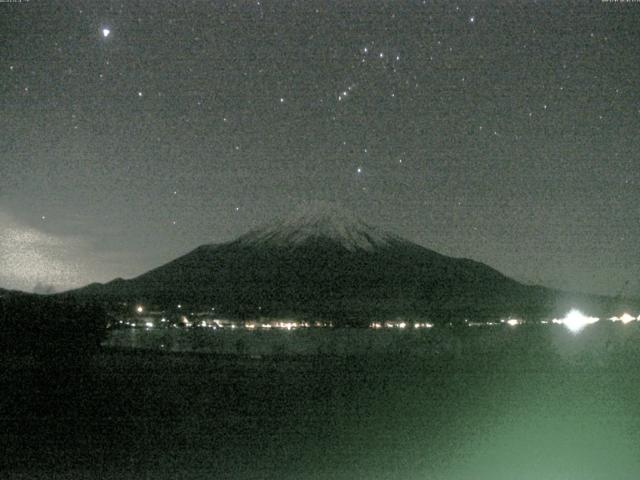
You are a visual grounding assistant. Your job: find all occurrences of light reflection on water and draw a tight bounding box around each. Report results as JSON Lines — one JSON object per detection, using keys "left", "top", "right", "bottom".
{"left": 92, "top": 324, "right": 640, "bottom": 479}
{"left": 104, "top": 322, "right": 640, "bottom": 361}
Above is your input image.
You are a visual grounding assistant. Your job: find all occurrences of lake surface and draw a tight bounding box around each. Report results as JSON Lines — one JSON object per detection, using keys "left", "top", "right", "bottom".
{"left": 3, "top": 323, "right": 640, "bottom": 479}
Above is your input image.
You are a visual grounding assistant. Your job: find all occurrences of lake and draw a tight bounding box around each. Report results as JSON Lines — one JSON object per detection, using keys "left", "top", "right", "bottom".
{"left": 3, "top": 322, "right": 640, "bottom": 479}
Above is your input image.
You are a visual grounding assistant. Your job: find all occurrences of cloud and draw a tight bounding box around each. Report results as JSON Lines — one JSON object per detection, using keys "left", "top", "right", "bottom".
{"left": 0, "top": 209, "right": 124, "bottom": 292}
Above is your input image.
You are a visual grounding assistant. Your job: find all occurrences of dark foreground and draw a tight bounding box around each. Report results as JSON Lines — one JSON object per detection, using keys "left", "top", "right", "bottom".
{"left": 2, "top": 324, "right": 640, "bottom": 479}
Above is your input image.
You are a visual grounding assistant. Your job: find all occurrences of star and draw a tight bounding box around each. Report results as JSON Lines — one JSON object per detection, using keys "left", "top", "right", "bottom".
{"left": 469, "top": 16, "right": 475, "bottom": 23}
{"left": 102, "top": 28, "right": 111, "bottom": 38}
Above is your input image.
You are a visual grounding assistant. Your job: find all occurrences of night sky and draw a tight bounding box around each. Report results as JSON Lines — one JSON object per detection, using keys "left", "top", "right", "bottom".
{"left": 1, "top": 1, "right": 638, "bottom": 297}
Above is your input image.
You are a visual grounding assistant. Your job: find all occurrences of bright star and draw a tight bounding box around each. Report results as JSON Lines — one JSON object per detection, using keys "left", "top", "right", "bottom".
{"left": 102, "top": 28, "right": 111, "bottom": 38}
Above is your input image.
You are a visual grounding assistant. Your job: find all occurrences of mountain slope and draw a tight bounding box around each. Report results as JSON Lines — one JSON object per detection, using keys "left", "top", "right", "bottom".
{"left": 64, "top": 205, "right": 631, "bottom": 324}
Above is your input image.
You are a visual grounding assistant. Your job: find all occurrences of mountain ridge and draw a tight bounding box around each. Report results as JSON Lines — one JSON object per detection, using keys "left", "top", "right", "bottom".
{"left": 61, "top": 205, "right": 637, "bottom": 324}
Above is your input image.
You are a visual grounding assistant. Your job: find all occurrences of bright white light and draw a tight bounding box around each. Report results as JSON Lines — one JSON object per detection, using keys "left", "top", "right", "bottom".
{"left": 560, "top": 309, "right": 599, "bottom": 333}
{"left": 620, "top": 313, "right": 635, "bottom": 324}
{"left": 102, "top": 28, "right": 110, "bottom": 38}
{"left": 506, "top": 319, "right": 520, "bottom": 327}
{"left": 398, "top": 322, "right": 406, "bottom": 329}
{"left": 136, "top": 305, "right": 144, "bottom": 314}
{"left": 145, "top": 321, "right": 153, "bottom": 328}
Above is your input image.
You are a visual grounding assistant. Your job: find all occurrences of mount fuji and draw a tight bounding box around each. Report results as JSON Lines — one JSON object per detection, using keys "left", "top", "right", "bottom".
{"left": 63, "top": 203, "right": 630, "bottom": 324}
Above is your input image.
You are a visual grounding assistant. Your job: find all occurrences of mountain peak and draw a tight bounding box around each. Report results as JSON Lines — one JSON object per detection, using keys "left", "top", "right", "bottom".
{"left": 236, "top": 201, "right": 400, "bottom": 251}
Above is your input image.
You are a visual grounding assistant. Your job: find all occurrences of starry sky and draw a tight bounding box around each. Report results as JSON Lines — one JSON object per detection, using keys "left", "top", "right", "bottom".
{"left": 1, "top": 0, "right": 638, "bottom": 297}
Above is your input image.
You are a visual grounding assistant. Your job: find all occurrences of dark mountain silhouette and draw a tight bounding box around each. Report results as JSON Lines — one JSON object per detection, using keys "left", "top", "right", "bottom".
{"left": 62, "top": 203, "right": 636, "bottom": 325}
{"left": 0, "top": 290, "right": 109, "bottom": 357}
{"left": 0, "top": 287, "right": 28, "bottom": 298}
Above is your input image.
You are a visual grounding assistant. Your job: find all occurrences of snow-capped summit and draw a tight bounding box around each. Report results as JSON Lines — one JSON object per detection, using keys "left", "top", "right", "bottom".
{"left": 236, "top": 201, "right": 400, "bottom": 251}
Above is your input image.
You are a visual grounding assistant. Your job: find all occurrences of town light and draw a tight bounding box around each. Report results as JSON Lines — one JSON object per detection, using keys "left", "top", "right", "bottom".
{"left": 560, "top": 309, "right": 599, "bottom": 333}
{"left": 620, "top": 313, "right": 635, "bottom": 324}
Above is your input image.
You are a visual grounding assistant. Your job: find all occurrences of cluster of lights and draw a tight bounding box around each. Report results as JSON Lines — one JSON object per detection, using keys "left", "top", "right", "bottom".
{"left": 503, "top": 318, "right": 522, "bottom": 327}
{"left": 552, "top": 309, "right": 600, "bottom": 333}
{"left": 369, "top": 321, "right": 433, "bottom": 329}
{"left": 468, "top": 321, "right": 499, "bottom": 327}
{"left": 244, "top": 321, "right": 311, "bottom": 330}
{"left": 123, "top": 308, "right": 335, "bottom": 330}
{"left": 124, "top": 305, "right": 639, "bottom": 335}
{"left": 414, "top": 322, "right": 434, "bottom": 329}
{"left": 610, "top": 313, "right": 638, "bottom": 324}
